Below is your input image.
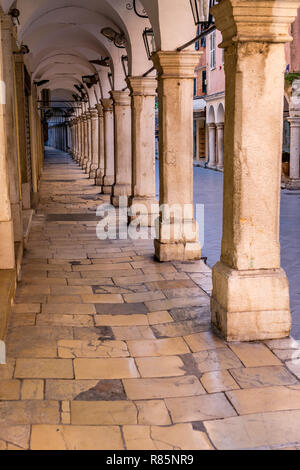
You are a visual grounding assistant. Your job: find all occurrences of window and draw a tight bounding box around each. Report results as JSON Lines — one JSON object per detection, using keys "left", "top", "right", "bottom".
{"left": 193, "top": 78, "right": 197, "bottom": 97}
{"left": 210, "top": 31, "right": 216, "bottom": 70}
{"left": 202, "top": 70, "right": 207, "bottom": 95}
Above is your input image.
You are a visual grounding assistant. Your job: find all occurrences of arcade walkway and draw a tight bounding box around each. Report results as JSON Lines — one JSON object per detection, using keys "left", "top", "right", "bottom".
{"left": 1, "top": 149, "right": 300, "bottom": 450}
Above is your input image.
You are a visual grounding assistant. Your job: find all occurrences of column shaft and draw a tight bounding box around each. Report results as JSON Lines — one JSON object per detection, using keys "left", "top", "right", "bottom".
{"left": 110, "top": 91, "right": 132, "bottom": 207}
{"left": 152, "top": 51, "right": 201, "bottom": 261}
{"left": 128, "top": 76, "right": 158, "bottom": 226}
{"left": 101, "top": 99, "right": 115, "bottom": 194}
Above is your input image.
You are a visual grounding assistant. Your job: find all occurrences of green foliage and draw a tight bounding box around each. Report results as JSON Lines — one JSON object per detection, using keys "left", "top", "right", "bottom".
{"left": 285, "top": 72, "right": 300, "bottom": 84}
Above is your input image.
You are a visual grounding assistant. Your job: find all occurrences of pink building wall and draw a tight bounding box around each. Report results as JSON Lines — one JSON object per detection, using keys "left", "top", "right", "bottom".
{"left": 206, "top": 30, "right": 225, "bottom": 96}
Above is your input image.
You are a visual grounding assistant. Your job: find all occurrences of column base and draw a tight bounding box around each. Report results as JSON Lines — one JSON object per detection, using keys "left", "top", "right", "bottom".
{"left": 285, "top": 178, "right": 300, "bottom": 190}
{"left": 128, "top": 197, "right": 159, "bottom": 227}
{"left": 95, "top": 169, "right": 104, "bottom": 187}
{"left": 154, "top": 239, "right": 201, "bottom": 262}
{"left": 11, "top": 202, "right": 23, "bottom": 242}
{"left": 211, "top": 261, "right": 291, "bottom": 342}
{"left": 89, "top": 165, "right": 98, "bottom": 179}
{"left": 112, "top": 184, "right": 131, "bottom": 207}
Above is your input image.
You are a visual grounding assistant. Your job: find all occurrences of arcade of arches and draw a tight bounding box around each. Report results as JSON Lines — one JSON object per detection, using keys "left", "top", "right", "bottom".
{"left": 0, "top": 0, "right": 300, "bottom": 451}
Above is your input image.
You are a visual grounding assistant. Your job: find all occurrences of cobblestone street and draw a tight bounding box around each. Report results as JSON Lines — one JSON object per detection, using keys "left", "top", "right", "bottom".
{"left": 0, "top": 149, "right": 300, "bottom": 450}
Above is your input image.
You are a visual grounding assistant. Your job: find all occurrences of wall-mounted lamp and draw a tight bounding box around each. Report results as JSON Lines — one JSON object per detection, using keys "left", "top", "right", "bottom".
{"left": 14, "top": 44, "right": 30, "bottom": 55}
{"left": 101, "top": 27, "right": 126, "bottom": 49}
{"left": 189, "top": 0, "right": 216, "bottom": 28}
{"left": 34, "top": 80, "right": 50, "bottom": 87}
{"left": 82, "top": 74, "right": 99, "bottom": 89}
{"left": 121, "top": 55, "right": 129, "bottom": 78}
{"left": 143, "top": 28, "right": 156, "bottom": 60}
{"left": 108, "top": 72, "right": 114, "bottom": 90}
{"left": 89, "top": 57, "right": 110, "bottom": 67}
{"left": 9, "top": 8, "right": 20, "bottom": 25}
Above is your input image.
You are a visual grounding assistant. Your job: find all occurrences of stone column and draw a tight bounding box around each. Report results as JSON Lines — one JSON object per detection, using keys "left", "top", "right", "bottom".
{"left": 82, "top": 114, "right": 88, "bottom": 169}
{"left": 110, "top": 90, "right": 132, "bottom": 207}
{"left": 208, "top": 123, "right": 216, "bottom": 168}
{"left": 1, "top": 14, "right": 22, "bottom": 242}
{"left": 152, "top": 51, "right": 201, "bottom": 261}
{"left": 127, "top": 76, "right": 158, "bottom": 226}
{"left": 288, "top": 117, "right": 300, "bottom": 179}
{"left": 95, "top": 104, "right": 105, "bottom": 187}
{"left": 101, "top": 98, "right": 115, "bottom": 195}
{"left": 80, "top": 115, "right": 85, "bottom": 165}
{"left": 210, "top": 0, "right": 300, "bottom": 342}
{"left": 84, "top": 112, "right": 92, "bottom": 173}
{"left": 89, "top": 107, "right": 99, "bottom": 179}
{"left": 216, "top": 123, "right": 224, "bottom": 170}
{"left": 76, "top": 117, "right": 82, "bottom": 163}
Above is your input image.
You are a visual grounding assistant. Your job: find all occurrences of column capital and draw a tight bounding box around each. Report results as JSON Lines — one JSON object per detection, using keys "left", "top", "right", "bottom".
{"left": 208, "top": 122, "right": 216, "bottom": 129}
{"left": 110, "top": 90, "right": 131, "bottom": 107}
{"left": 89, "top": 107, "right": 98, "bottom": 119}
{"left": 101, "top": 98, "right": 114, "bottom": 112}
{"left": 96, "top": 103, "right": 104, "bottom": 117}
{"left": 212, "top": 0, "right": 300, "bottom": 47}
{"left": 127, "top": 77, "right": 157, "bottom": 97}
{"left": 216, "top": 122, "right": 224, "bottom": 129}
{"left": 152, "top": 51, "right": 201, "bottom": 79}
{"left": 288, "top": 116, "right": 300, "bottom": 127}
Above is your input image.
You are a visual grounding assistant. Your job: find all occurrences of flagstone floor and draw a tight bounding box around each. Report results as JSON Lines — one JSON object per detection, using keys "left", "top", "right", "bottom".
{"left": 1, "top": 148, "right": 300, "bottom": 450}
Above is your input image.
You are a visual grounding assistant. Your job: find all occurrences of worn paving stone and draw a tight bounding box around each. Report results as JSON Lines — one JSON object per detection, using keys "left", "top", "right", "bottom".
{"left": 123, "top": 376, "right": 206, "bottom": 400}
{"left": 30, "top": 425, "right": 124, "bottom": 450}
{"left": 170, "top": 305, "right": 211, "bottom": 322}
{"left": 0, "top": 426, "right": 31, "bottom": 450}
{"left": 127, "top": 338, "right": 190, "bottom": 357}
{"left": 135, "top": 356, "right": 185, "bottom": 378}
{"left": 21, "top": 381, "right": 44, "bottom": 400}
{"left": 226, "top": 385, "right": 300, "bottom": 415}
{"left": 123, "top": 424, "right": 213, "bottom": 450}
{"left": 229, "top": 366, "right": 298, "bottom": 389}
{"left": 74, "top": 358, "right": 140, "bottom": 380}
{"left": 112, "top": 326, "right": 155, "bottom": 341}
{"left": 0, "top": 380, "right": 20, "bottom": 400}
{"left": 15, "top": 359, "right": 74, "bottom": 379}
{"left": 151, "top": 319, "right": 211, "bottom": 339}
{"left": 135, "top": 400, "right": 171, "bottom": 425}
{"left": 95, "top": 314, "right": 149, "bottom": 327}
{"left": 200, "top": 370, "right": 240, "bottom": 394}
{"left": 204, "top": 410, "right": 300, "bottom": 450}
{"left": 73, "top": 326, "right": 115, "bottom": 341}
{"left": 95, "top": 303, "right": 149, "bottom": 315}
{"left": 229, "top": 343, "right": 282, "bottom": 367}
{"left": 71, "top": 401, "right": 137, "bottom": 425}
{"left": 192, "top": 348, "right": 243, "bottom": 373}
{"left": 42, "top": 303, "right": 96, "bottom": 315}
{"left": 166, "top": 394, "right": 237, "bottom": 423}
{"left": 57, "top": 339, "right": 129, "bottom": 358}
{"left": 0, "top": 401, "right": 60, "bottom": 425}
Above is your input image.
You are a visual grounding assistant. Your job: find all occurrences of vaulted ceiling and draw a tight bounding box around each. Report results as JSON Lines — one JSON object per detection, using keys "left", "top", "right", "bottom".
{"left": 1, "top": 0, "right": 197, "bottom": 109}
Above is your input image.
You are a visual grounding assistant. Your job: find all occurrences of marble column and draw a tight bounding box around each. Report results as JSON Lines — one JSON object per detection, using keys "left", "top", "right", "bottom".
{"left": 95, "top": 104, "right": 105, "bottom": 187}
{"left": 110, "top": 90, "right": 132, "bottom": 207}
{"left": 89, "top": 107, "right": 99, "bottom": 179}
{"left": 208, "top": 123, "right": 216, "bottom": 168}
{"left": 127, "top": 76, "right": 158, "bottom": 226}
{"left": 1, "top": 13, "right": 22, "bottom": 242}
{"left": 152, "top": 51, "right": 201, "bottom": 262}
{"left": 210, "top": 0, "right": 300, "bottom": 342}
{"left": 216, "top": 123, "right": 224, "bottom": 170}
{"left": 101, "top": 98, "right": 115, "bottom": 195}
{"left": 288, "top": 117, "right": 300, "bottom": 179}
